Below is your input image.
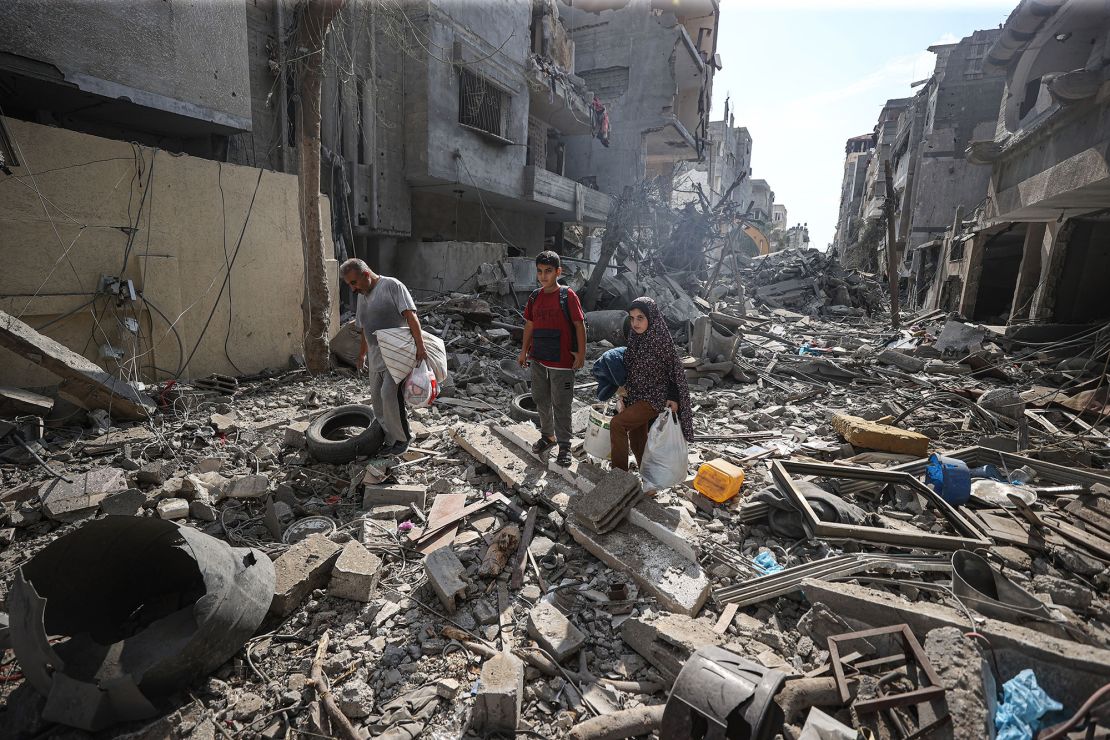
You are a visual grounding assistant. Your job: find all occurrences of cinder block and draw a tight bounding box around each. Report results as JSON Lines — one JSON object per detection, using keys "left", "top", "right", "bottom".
{"left": 362, "top": 484, "right": 426, "bottom": 510}
{"left": 831, "top": 413, "right": 929, "bottom": 457}
{"left": 527, "top": 602, "right": 585, "bottom": 661}
{"left": 269, "top": 534, "right": 343, "bottom": 618}
{"left": 283, "top": 421, "right": 310, "bottom": 449}
{"left": 329, "top": 540, "right": 382, "bottom": 602}
{"left": 425, "top": 547, "right": 467, "bottom": 614}
{"left": 471, "top": 652, "right": 524, "bottom": 733}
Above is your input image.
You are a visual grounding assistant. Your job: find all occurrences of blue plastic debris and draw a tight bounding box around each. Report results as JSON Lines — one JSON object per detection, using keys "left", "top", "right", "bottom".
{"left": 925, "top": 453, "right": 971, "bottom": 506}
{"left": 995, "top": 669, "right": 1063, "bottom": 740}
{"left": 754, "top": 550, "right": 784, "bottom": 575}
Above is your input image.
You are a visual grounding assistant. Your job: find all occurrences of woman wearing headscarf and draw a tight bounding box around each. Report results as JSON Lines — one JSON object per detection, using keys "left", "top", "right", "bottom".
{"left": 610, "top": 296, "right": 694, "bottom": 471}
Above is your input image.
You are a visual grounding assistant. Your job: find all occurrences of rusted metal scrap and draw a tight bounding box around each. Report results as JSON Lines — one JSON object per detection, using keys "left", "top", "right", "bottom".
{"left": 9, "top": 516, "right": 275, "bottom": 731}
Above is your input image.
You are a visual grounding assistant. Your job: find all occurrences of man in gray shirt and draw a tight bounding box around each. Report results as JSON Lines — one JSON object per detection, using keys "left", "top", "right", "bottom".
{"left": 340, "top": 258, "right": 427, "bottom": 455}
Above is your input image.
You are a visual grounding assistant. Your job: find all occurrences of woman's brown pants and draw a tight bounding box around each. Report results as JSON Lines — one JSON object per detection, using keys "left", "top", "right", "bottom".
{"left": 609, "top": 401, "right": 658, "bottom": 471}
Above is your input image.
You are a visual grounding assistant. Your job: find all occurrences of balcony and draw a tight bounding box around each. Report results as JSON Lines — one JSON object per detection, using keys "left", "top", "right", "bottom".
{"left": 644, "top": 115, "right": 700, "bottom": 167}
{"left": 524, "top": 165, "right": 612, "bottom": 224}
{"left": 526, "top": 56, "right": 594, "bottom": 135}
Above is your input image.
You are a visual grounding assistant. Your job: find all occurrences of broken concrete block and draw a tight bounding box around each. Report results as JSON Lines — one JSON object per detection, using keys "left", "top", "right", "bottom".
{"left": 830, "top": 413, "right": 929, "bottom": 457}
{"left": 137, "top": 460, "right": 174, "bottom": 486}
{"left": 185, "top": 471, "right": 228, "bottom": 500}
{"left": 978, "top": 387, "right": 1026, "bottom": 421}
{"left": 627, "top": 498, "right": 702, "bottom": 562}
{"left": 923, "top": 627, "right": 992, "bottom": 739}
{"left": 570, "top": 468, "right": 642, "bottom": 534}
{"left": 471, "top": 651, "right": 524, "bottom": 734}
{"left": 877, "top": 348, "right": 926, "bottom": 373}
{"left": 566, "top": 519, "right": 710, "bottom": 616}
{"left": 40, "top": 467, "right": 128, "bottom": 522}
{"left": 362, "top": 483, "right": 427, "bottom": 510}
{"left": 210, "top": 412, "right": 238, "bottom": 433}
{"left": 0, "top": 309, "right": 155, "bottom": 419}
{"left": 425, "top": 547, "right": 467, "bottom": 614}
{"left": 269, "top": 534, "right": 343, "bottom": 618}
{"left": 368, "top": 504, "right": 411, "bottom": 521}
{"left": 527, "top": 602, "right": 585, "bottom": 661}
{"left": 474, "top": 599, "right": 500, "bottom": 626}
{"left": 189, "top": 500, "right": 218, "bottom": 522}
{"left": 0, "top": 386, "right": 54, "bottom": 416}
{"left": 329, "top": 541, "right": 382, "bottom": 602}
{"left": 223, "top": 474, "right": 269, "bottom": 500}
{"left": 156, "top": 498, "right": 190, "bottom": 520}
{"left": 621, "top": 613, "right": 726, "bottom": 682}
{"left": 283, "top": 421, "right": 310, "bottom": 449}
{"left": 336, "top": 678, "right": 375, "bottom": 719}
{"left": 193, "top": 457, "right": 223, "bottom": 474}
{"left": 100, "top": 488, "right": 146, "bottom": 516}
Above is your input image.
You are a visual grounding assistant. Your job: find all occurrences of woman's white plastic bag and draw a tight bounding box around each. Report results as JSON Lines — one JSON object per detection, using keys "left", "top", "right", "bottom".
{"left": 639, "top": 411, "right": 688, "bottom": 491}
{"left": 403, "top": 360, "right": 438, "bottom": 408}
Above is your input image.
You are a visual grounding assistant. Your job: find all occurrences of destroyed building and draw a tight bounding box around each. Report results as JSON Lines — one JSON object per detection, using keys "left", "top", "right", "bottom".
{"left": 832, "top": 132, "right": 876, "bottom": 255}
{"left": 0, "top": 1, "right": 1109, "bottom": 740}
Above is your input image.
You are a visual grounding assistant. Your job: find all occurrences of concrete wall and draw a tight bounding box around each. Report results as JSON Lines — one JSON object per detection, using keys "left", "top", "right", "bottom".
{"left": 393, "top": 241, "right": 508, "bottom": 297}
{"left": 0, "top": 0, "right": 251, "bottom": 131}
{"left": 561, "top": 0, "right": 689, "bottom": 195}
{"left": 408, "top": 193, "right": 545, "bottom": 257}
{"left": 0, "top": 118, "right": 336, "bottom": 387}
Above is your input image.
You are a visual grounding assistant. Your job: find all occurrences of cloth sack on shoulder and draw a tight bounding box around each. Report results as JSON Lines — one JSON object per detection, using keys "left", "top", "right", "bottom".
{"left": 374, "top": 328, "right": 448, "bottom": 385}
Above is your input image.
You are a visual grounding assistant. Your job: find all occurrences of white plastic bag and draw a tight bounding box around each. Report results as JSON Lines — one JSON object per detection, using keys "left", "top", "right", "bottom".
{"left": 639, "top": 411, "right": 688, "bottom": 491}
{"left": 403, "top": 360, "right": 438, "bottom": 408}
{"left": 584, "top": 405, "right": 612, "bottom": 461}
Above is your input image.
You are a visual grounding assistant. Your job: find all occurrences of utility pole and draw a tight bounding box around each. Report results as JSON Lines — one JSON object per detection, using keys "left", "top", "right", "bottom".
{"left": 295, "top": 0, "right": 345, "bottom": 374}
{"left": 882, "top": 160, "right": 900, "bottom": 330}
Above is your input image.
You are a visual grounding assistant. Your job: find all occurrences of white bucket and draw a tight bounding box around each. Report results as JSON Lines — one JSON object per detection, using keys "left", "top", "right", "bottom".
{"left": 584, "top": 406, "right": 612, "bottom": 460}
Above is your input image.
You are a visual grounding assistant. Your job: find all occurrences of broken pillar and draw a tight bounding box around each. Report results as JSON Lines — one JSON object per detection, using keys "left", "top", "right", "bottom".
{"left": 328, "top": 541, "right": 382, "bottom": 602}
{"left": 425, "top": 547, "right": 467, "bottom": 614}
{"left": 527, "top": 602, "right": 586, "bottom": 662}
{"left": 269, "top": 534, "right": 343, "bottom": 618}
{"left": 471, "top": 651, "right": 524, "bottom": 734}
{"left": 923, "top": 627, "right": 992, "bottom": 739}
{"left": 830, "top": 413, "right": 929, "bottom": 456}
{"left": 876, "top": 348, "right": 926, "bottom": 373}
{"left": 0, "top": 309, "right": 155, "bottom": 420}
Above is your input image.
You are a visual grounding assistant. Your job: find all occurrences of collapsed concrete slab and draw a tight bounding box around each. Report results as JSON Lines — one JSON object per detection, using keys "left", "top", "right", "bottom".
{"left": 527, "top": 602, "right": 586, "bottom": 662}
{"left": 566, "top": 519, "right": 710, "bottom": 616}
{"left": 799, "top": 578, "right": 1110, "bottom": 710}
{"left": 923, "top": 627, "right": 993, "bottom": 739}
{"left": 0, "top": 309, "right": 155, "bottom": 420}
{"left": 269, "top": 534, "right": 342, "bottom": 618}
{"left": 627, "top": 498, "right": 703, "bottom": 563}
{"left": 569, "top": 467, "right": 641, "bottom": 534}
{"left": 620, "top": 613, "right": 727, "bottom": 682}
{"left": 452, "top": 423, "right": 542, "bottom": 490}
{"left": 0, "top": 386, "right": 54, "bottom": 416}
{"left": 40, "top": 467, "right": 127, "bottom": 522}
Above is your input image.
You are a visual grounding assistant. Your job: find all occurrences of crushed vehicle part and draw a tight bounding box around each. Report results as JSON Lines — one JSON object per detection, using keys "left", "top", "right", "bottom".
{"left": 660, "top": 645, "right": 786, "bottom": 740}
{"left": 304, "top": 404, "right": 385, "bottom": 463}
{"left": 770, "top": 460, "right": 991, "bottom": 550}
{"left": 827, "top": 624, "right": 944, "bottom": 714}
{"left": 951, "top": 550, "right": 1060, "bottom": 624}
{"left": 9, "top": 516, "right": 275, "bottom": 731}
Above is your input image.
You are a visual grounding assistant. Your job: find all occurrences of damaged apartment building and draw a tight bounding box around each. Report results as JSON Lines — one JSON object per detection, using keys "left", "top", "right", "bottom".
{"left": 0, "top": 0, "right": 718, "bottom": 389}
{"left": 834, "top": 0, "right": 1110, "bottom": 333}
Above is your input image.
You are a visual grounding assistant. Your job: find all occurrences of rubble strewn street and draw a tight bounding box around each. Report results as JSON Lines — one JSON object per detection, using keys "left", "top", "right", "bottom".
{"left": 2, "top": 241, "right": 1109, "bottom": 739}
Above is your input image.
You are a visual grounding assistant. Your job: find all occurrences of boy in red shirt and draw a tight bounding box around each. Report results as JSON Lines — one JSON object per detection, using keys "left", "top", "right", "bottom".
{"left": 517, "top": 251, "right": 587, "bottom": 467}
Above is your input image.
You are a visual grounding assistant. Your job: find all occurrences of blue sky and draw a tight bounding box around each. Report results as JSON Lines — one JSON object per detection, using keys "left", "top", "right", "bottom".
{"left": 710, "top": 0, "right": 1016, "bottom": 248}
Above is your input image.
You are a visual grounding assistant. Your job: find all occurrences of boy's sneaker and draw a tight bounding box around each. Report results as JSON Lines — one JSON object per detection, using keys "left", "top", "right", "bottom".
{"left": 531, "top": 435, "right": 557, "bottom": 455}
{"left": 555, "top": 446, "right": 572, "bottom": 467}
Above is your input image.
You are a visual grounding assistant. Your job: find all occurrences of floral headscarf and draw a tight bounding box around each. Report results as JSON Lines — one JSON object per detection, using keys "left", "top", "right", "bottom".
{"left": 623, "top": 297, "right": 694, "bottom": 441}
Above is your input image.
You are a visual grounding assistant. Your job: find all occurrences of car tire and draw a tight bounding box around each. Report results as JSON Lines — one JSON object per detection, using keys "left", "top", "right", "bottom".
{"left": 305, "top": 405, "right": 386, "bottom": 464}
{"left": 509, "top": 393, "right": 541, "bottom": 424}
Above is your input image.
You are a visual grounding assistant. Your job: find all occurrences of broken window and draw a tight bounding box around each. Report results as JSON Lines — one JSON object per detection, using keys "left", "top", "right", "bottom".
{"left": 458, "top": 68, "right": 509, "bottom": 141}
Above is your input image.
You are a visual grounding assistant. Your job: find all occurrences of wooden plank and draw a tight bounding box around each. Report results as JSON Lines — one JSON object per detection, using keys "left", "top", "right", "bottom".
{"left": 409, "top": 493, "right": 509, "bottom": 545}
{"left": 0, "top": 310, "right": 154, "bottom": 419}
{"left": 510, "top": 506, "right": 538, "bottom": 589}
{"left": 417, "top": 493, "right": 465, "bottom": 555}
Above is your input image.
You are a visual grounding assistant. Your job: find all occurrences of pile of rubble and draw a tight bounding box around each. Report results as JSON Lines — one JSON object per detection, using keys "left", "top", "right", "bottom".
{"left": 1, "top": 257, "right": 1109, "bottom": 740}
{"left": 740, "top": 247, "right": 886, "bottom": 317}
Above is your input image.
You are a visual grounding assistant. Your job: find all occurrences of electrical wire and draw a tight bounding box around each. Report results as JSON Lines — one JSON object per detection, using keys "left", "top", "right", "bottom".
{"left": 175, "top": 167, "right": 265, "bottom": 378}
{"left": 139, "top": 292, "right": 186, "bottom": 378}
{"left": 217, "top": 162, "right": 246, "bottom": 376}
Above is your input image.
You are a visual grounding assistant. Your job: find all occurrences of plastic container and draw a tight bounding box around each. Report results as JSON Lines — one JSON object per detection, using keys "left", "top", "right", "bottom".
{"left": 584, "top": 406, "right": 612, "bottom": 460}
{"left": 693, "top": 458, "right": 745, "bottom": 503}
{"left": 925, "top": 453, "right": 971, "bottom": 506}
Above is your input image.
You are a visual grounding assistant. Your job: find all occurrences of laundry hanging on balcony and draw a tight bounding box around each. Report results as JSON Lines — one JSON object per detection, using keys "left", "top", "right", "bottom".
{"left": 591, "top": 95, "right": 610, "bottom": 148}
